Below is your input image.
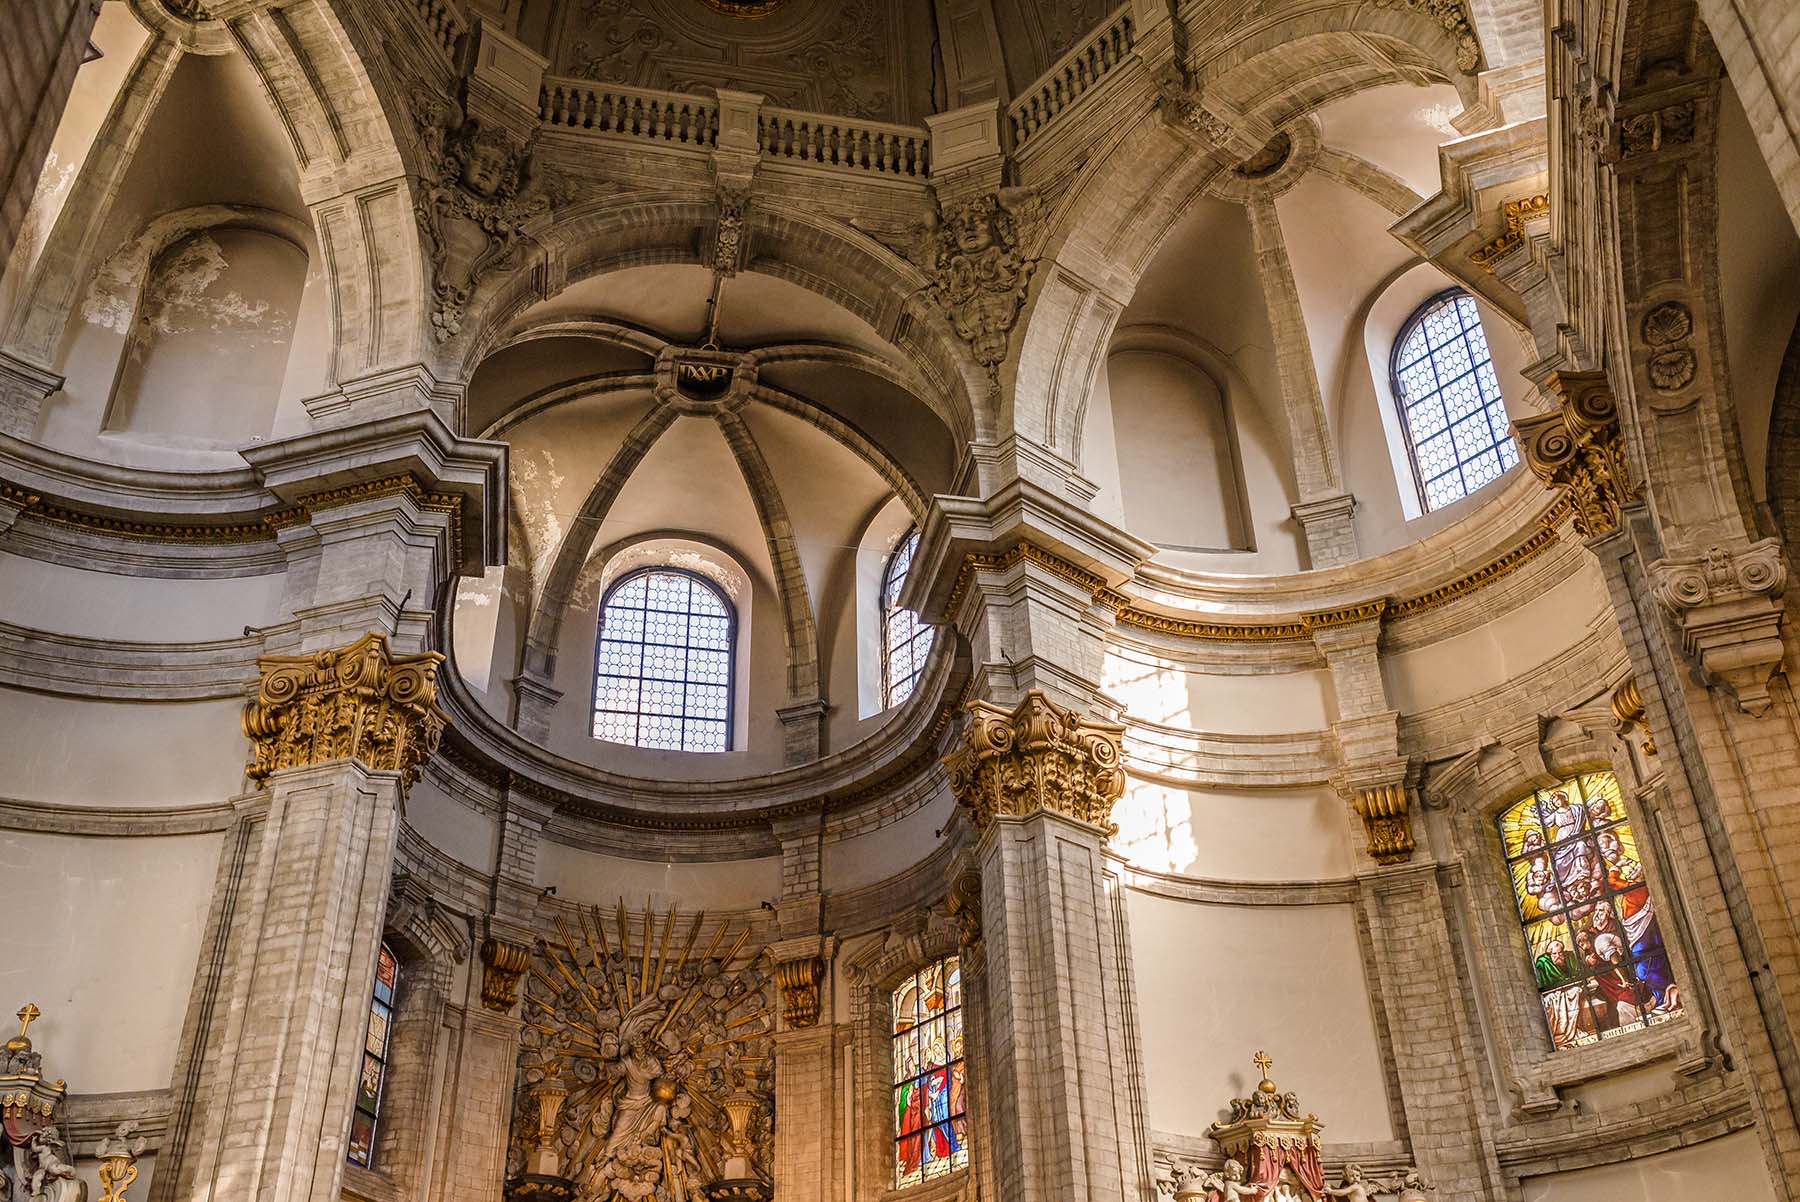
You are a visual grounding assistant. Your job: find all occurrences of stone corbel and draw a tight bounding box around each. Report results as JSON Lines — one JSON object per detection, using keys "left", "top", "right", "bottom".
{"left": 478, "top": 935, "right": 531, "bottom": 1013}
{"left": 945, "top": 865, "right": 982, "bottom": 948}
{"left": 0, "top": 350, "right": 62, "bottom": 441}
{"left": 1609, "top": 678, "right": 1658, "bottom": 754}
{"left": 1649, "top": 537, "right": 1787, "bottom": 716}
{"left": 1339, "top": 761, "right": 1416, "bottom": 866}
{"left": 767, "top": 935, "right": 830, "bottom": 1029}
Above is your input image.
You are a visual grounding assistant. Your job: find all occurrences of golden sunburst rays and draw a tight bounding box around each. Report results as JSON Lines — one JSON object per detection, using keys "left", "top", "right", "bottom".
{"left": 517, "top": 900, "right": 775, "bottom": 1193}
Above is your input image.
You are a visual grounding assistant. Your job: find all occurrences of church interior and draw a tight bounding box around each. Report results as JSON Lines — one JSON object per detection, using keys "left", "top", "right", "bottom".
{"left": 4, "top": 0, "right": 1800, "bottom": 1199}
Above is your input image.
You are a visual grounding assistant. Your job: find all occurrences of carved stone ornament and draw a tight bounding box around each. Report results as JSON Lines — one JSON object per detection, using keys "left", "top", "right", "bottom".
{"left": 1371, "top": 0, "right": 1481, "bottom": 73}
{"left": 1152, "top": 65, "right": 1234, "bottom": 146}
{"left": 1649, "top": 537, "right": 1788, "bottom": 716}
{"left": 1202, "top": 1052, "right": 1325, "bottom": 1201}
{"left": 509, "top": 906, "right": 774, "bottom": 1202}
{"left": 1353, "top": 783, "right": 1415, "bottom": 865}
{"left": 944, "top": 690, "right": 1127, "bottom": 835}
{"left": 242, "top": 632, "right": 448, "bottom": 790}
{"left": 481, "top": 936, "right": 533, "bottom": 1012}
{"left": 772, "top": 956, "right": 823, "bottom": 1028}
{"left": 1619, "top": 99, "right": 1698, "bottom": 158}
{"left": 413, "top": 91, "right": 567, "bottom": 341}
{"left": 1514, "top": 371, "right": 1633, "bottom": 539}
{"left": 910, "top": 187, "right": 1042, "bottom": 379}
{"left": 94, "top": 1124, "right": 147, "bottom": 1202}
{"left": 945, "top": 867, "right": 982, "bottom": 947}
{"left": 713, "top": 187, "right": 750, "bottom": 277}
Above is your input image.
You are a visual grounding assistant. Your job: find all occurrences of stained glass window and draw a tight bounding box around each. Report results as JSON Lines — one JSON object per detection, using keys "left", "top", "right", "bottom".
{"left": 592, "top": 568, "right": 734, "bottom": 752}
{"left": 892, "top": 955, "right": 968, "bottom": 1188}
{"left": 882, "top": 527, "right": 933, "bottom": 708}
{"left": 1498, "top": 772, "right": 1683, "bottom": 1051}
{"left": 348, "top": 943, "right": 398, "bottom": 1167}
{"left": 1391, "top": 289, "right": 1519, "bottom": 511}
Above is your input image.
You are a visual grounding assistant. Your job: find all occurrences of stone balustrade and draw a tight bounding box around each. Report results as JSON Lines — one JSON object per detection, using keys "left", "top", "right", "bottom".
{"left": 1007, "top": 2, "right": 1136, "bottom": 150}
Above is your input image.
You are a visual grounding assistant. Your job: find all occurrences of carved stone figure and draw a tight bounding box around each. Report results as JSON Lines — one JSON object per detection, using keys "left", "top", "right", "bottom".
{"left": 1323, "top": 1164, "right": 1379, "bottom": 1202}
{"left": 21, "top": 1134, "right": 82, "bottom": 1202}
{"left": 910, "top": 187, "right": 1042, "bottom": 379}
{"left": 1200, "top": 1158, "right": 1267, "bottom": 1202}
{"left": 413, "top": 96, "right": 562, "bottom": 341}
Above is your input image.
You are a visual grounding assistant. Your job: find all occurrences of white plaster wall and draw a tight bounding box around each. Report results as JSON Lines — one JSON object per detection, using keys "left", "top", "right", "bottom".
{"left": 1114, "top": 782, "right": 1351, "bottom": 881}
{"left": 1519, "top": 1131, "right": 1776, "bottom": 1202}
{"left": 1102, "top": 648, "right": 1334, "bottom": 734}
{"left": 823, "top": 789, "right": 955, "bottom": 893}
{"left": 0, "top": 552, "right": 283, "bottom": 640}
{"left": 535, "top": 840, "right": 783, "bottom": 911}
{"left": 1314, "top": 83, "right": 1463, "bottom": 199}
{"left": 1107, "top": 350, "right": 1247, "bottom": 551}
{"left": 1382, "top": 561, "right": 1605, "bottom": 712}
{"left": 405, "top": 776, "right": 499, "bottom": 873}
{"left": 0, "top": 690, "right": 245, "bottom": 806}
{"left": 1126, "top": 890, "right": 1393, "bottom": 1142}
{"left": 0, "top": 829, "right": 219, "bottom": 1093}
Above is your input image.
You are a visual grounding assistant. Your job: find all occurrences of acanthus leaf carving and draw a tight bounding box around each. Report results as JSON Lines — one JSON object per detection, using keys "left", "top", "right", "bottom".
{"left": 943, "top": 690, "right": 1126, "bottom": 835}
{"left": 1515, "top": 371, "right": 1634, "bottom": 539}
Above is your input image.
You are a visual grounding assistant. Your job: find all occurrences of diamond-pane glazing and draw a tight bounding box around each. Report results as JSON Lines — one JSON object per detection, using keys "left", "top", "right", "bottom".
{"left": 1391, "top": 290, "right": 1520, "bottom": 511}
{"left": 592, "top": 568, "right": 735, "bottom": 751}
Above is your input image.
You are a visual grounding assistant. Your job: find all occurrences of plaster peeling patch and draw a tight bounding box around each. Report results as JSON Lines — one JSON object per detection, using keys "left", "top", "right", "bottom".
{"left": 13, "top": 152, "right": 74, "bottom": 274}
{"left": 135, "top": 235, "right": 274, "bottom": 340}
{"left": 510, "top": 448, "right": 569, "bottom": 589}
{"left": 1417, "top": 102, "right": 1460, "bottom": 135}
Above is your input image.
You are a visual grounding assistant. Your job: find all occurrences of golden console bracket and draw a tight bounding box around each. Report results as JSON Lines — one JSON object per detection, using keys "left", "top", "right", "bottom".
{"left": 946, "top": 867, "right": 982, "bottom": 947}
{"left": 1609, "top": 678, "right": 1658, "bottom": 755}
{"left": 772, "top": 955, "right": 824, "bottom": 1028}
{"left": 242, "top": 631, "right": 449, "bottom": 790}
{"left": 480, "top": 936, "right": 532, "bottom": 1012}
{"left": 1515, "top": 371, "right": 1633, "bottom": 539}
{"left": 1353, "top": 782, "right": 1416, "bottom": 865}
{"left": 944, "top": 690, "right": 1127, "bottom": 835}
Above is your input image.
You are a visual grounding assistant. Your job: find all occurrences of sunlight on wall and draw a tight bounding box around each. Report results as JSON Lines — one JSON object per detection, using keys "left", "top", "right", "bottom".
{"left": 1113, "top": 780, "right": 1200, "bottom": 874}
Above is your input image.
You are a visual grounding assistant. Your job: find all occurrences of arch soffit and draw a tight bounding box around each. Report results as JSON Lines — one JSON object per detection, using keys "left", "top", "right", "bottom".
{"left": 454, "top": 198, "right": 981, "bottom": 445}
{"left": 1014, "top": 18, "right": 1475, "bottom": 456}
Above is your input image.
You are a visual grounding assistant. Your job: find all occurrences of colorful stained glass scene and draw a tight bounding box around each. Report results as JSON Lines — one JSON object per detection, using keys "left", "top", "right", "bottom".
{"left": 1498, "top": 772, "right": 1682, "bottom": 1050}
{"left": 892, "top": 955, "right": 968, "bottom": 1188}
{"left": 348, "top": 942, "right": 399, "bottom": 1167}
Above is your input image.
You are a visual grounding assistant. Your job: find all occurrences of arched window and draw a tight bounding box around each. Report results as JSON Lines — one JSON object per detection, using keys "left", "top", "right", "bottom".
{"left": 348, "top": 943, "right": 399, "bottom": 1167}
{"left": 1498, "top": 771, "right": 1682, "bottom": 1051}
{"left": 882, "top": 528, "right": 933, "bottom": 708}
{"left": 593, "top": 568, "right": 734, "bottom": 752}
{"left": 1390, "top": 289, "right": 1519, "bottom": 511}
{"left": 892, "top": 955, "right": 967, "bottom": 1187}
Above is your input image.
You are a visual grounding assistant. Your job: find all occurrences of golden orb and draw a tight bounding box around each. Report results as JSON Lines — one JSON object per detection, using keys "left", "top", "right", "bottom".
{"left": 651, "top": 1076, "right": 680, "bottom": 1104}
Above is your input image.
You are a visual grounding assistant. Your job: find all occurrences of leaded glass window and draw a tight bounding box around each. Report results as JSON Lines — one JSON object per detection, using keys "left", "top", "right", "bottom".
{"left": 592, "top": 568, "right": 733, "bottom": 752}
{"left": 1498, "top": 772, "right": 1683, "bottom": 1051}
{"left": 882, "top": 527, "right": 933, "bottom": 708}
{"left": 892, "top": 955, "right": 968, "bottom": 1187}
{"left": 348, "top": 943, "right": 398, "bottom": 1167}
{"left": 1391, "top": 290, "right": 1519, "bottom": 511}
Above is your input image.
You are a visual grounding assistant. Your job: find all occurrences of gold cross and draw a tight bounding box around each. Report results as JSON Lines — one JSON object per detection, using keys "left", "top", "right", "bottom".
{"left": 15, "top": 1003, "right": 40, "bottom": 1040}
{"left": 1253, "top": 1049, "right": 1273, "bottom": 1080}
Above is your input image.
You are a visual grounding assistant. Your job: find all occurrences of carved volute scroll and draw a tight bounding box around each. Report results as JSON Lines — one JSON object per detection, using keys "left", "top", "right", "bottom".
{"left": 943, "top": 690, "right": 1127, "bottom": 834}
{"left": 481, "top": 937, "right": 533, "bottom": 1012}
{"left": 241, "top": 632, "right": 448, "bottom": 791}
{"left": 1514, "top": 371, "right": 1633, "bottom": 539}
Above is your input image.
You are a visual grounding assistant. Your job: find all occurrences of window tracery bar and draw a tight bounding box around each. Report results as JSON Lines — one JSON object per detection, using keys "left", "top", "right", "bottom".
{"left": 592, "top": 568, "right": 735, "bottom": 752}
{"left": 1498, "top": 772, "right": 1683, "bottom": 1051}
{"left": 348, "top": 943, "right": 398, "bottom": 1167}
{"left": 881, "top": 528, "right": 933, "bottom": 709}
{"left": 892, "top": 955, "right": 968, "bottom": 1187}
{"left": 1391, "top": 290, "right": 1519, "bottom": 510}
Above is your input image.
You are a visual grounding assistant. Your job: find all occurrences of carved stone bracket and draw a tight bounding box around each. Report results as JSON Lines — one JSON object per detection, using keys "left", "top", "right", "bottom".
{"left": 1515, "top": 371, "right": 1633, "bottom": 539}
{"left": 909, "top": 187, "right": 1041, "bottom": 379}
{"left": 479, "top": 935, "right": 532, "bottom": 1012}
{"left": 772, "top": 955, "right": 824, "bottom": 1028}
{"left": 241, "top": 632, "right": 448, "bottom": 790}
{"left": 1372, "top": 0, "right": 1482, "bottom": 72}
{"left": 944, "top": 690, "right": 1127, "bottom": 835}
{"left": 946, "top": 866, "right": 982, "bottom": 947}
{"left": 1649, "top": 537, "right": 1787, "bottom": 715}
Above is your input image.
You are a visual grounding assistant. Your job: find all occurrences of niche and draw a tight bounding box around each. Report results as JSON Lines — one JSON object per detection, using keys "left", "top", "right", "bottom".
{"left": 1108, "top": 349, "right": 1251, "bottom": 551}
{"left": 105, "top": 225, "right": 305, "bottom": 443}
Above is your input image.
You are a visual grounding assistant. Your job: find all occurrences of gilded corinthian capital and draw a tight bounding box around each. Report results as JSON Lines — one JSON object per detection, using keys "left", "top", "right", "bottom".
{"left": 944, "top": 691, "right": 1127, "bottom": 834}
{"left": 1514, "top": 371, "right": 1632, "bottom": 538}
{"left": 242, "top": 632, "right": 448, "bottom": 789}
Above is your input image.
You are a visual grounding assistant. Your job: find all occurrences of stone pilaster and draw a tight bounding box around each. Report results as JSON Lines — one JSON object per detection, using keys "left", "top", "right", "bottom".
{"left": 767, "top": 932, "right": 834, "bottom": 1202}
{"left": 429, "top": 1004, "right": 525, "bottom": 1202}
{"left": 945, "top": 690, "right": 1147, "bottom": 1202}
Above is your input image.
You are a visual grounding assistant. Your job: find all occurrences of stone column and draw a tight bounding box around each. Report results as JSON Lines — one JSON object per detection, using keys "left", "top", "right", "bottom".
{"left": 769, "top": 934, "right": 835, "bottom": 1202}
{"left": 944, "top": 690, "right": 1148, "bottom": 1202}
